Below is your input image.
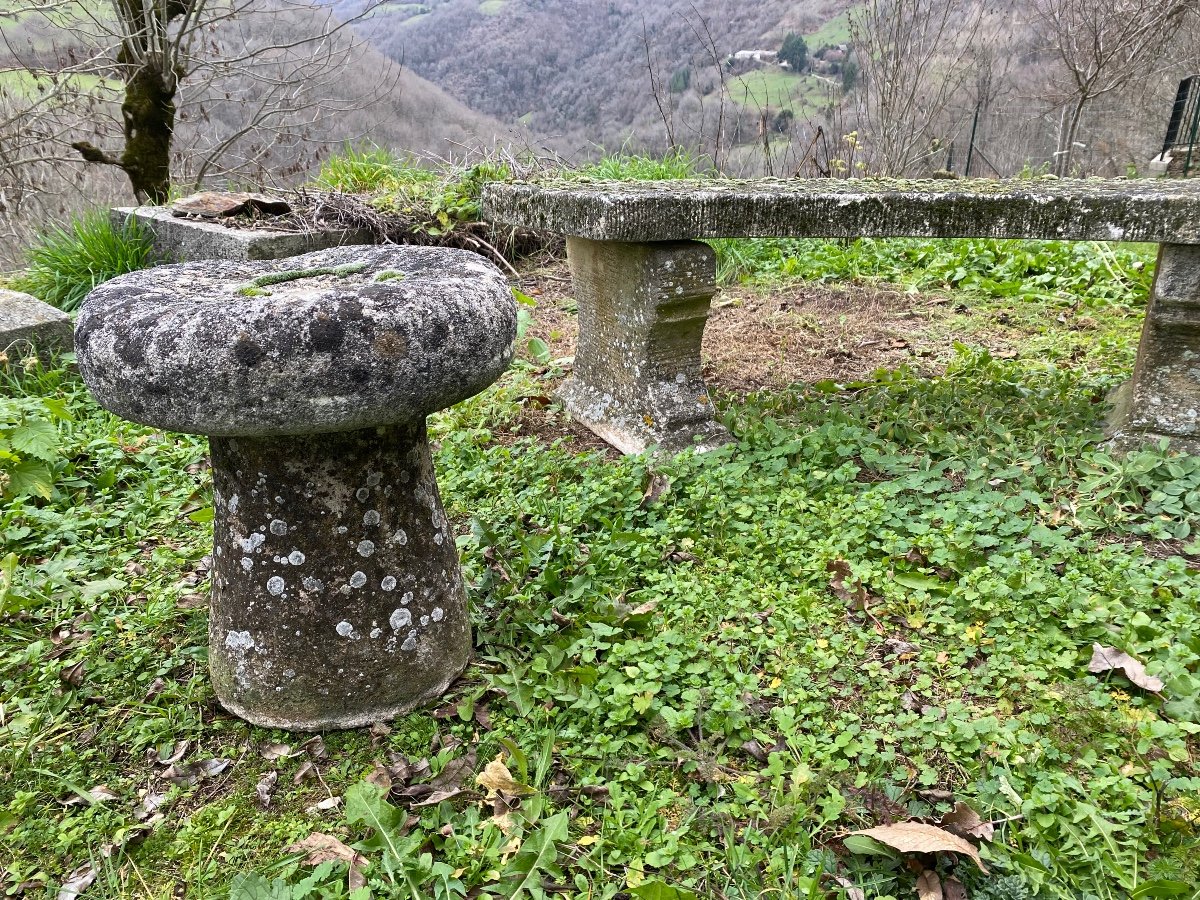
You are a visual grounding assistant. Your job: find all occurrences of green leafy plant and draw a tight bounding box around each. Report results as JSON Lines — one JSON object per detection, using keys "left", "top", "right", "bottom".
{"left": 10, "top": 210, "right": 156, "bottom": 312}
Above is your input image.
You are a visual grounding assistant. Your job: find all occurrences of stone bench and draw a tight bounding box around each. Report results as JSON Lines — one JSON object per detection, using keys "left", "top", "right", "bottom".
{"left": 75, "top": 246, "right": 516, "bottom": 730}
{"left": 483, "top": 177, "right": 1200, "bottom": 455}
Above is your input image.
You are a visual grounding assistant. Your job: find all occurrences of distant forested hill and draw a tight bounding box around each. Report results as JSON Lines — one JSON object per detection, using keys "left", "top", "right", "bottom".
{"left": 341, "top": 0, "right": 857, "bottom": 155}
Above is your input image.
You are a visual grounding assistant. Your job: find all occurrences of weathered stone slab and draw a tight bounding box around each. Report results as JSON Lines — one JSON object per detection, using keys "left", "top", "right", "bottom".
{"left": 484, "top": 177, "right": 1200, "bottom": 244}
{"left": 0, "top": 289, "right": 73, "bottom": 355}
{"left": 112, "top": 206, "right": 374, "bottom": 263}
{"left": 76, "top": 245, "right": 518, "bottom": 729}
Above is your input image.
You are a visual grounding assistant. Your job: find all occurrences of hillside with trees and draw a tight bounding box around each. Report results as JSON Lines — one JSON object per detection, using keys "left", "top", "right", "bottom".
{"left": 0, "top": 0, "right": 514, "bottom": 263}
{"left": 346, "top": 0, "right": 1200, "bottom": 178}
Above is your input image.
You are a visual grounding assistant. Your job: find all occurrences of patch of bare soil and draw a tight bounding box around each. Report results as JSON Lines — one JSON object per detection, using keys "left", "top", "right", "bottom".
{"left": 516, "top": 261, "right": 999, "bottom": 402}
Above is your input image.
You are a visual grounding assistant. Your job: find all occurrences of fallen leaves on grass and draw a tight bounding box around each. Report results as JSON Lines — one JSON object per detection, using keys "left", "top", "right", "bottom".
{"left": 259, "top": 742, "right": 296, "bottom": 761}
{"left": 285, "top": 833, "right": 368, "bottom": 890}
{"left": 916, "top": 870, "right": 942, "bottom": 900}
{"left": 306, "top": 796, "right": 342, "bottom": 814}
{"left": 392, "top": 747, "right": 478, "bottom": 807}
{"left": 61, "top": 785, "right": 119, "bottom": 807}
{"left": 476, "top": 755, "right": 537, "bottom": 799}
{"left": 1088, "top": 644, "right": 1164, "bottom": 692}
{"left": 59, "top": 660, "right": 85, "bottom": 687}
{"left": 640, "top": 472, "right": 671, "bottom": 507}
{"left": 56, "top": 865, "right": 96, "bottom": 900}
{"left": 939, "top": 801, "right": 994, "bottom": 841}
{"left": 849, "top": 822, "right": 988, "bottom": 872}
{"left": 256, "top": 771, "right": 278, "bottom": 809}
{"left": 161, "top": 757, "right": 230, "bottom": 787}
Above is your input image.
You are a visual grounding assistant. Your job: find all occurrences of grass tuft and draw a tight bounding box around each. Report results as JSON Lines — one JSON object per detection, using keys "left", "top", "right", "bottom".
{"left": 10, "top": 211, "right": 156, "bottom": 313}
{"left": 574, "top": 148, "right": 708, "bottom": 181}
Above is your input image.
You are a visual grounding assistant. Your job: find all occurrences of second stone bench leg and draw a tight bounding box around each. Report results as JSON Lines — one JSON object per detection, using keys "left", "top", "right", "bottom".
{"left": 1106, "top": 243, "right": 1200, "bottom": 455}
{"left": 558, "top": 237, "right": 731, "bottom": 455}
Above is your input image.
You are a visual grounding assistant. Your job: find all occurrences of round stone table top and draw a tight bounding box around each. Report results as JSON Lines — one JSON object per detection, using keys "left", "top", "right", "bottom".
{"left": 75, "top": 245, "right": 516, "bottom": 436}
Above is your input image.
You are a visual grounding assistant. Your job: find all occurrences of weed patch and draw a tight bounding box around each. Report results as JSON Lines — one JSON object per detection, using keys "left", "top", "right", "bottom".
{"left": 1, "top": 238, "right": 1197, "bottom": 900}
{"left": 10, "top": 211, "right": 156, "bottom": 313}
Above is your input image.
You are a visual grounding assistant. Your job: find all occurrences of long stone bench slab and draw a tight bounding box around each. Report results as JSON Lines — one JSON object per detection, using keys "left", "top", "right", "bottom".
{"left": 483, "top": 177, "right": 1200, "bottom": 455}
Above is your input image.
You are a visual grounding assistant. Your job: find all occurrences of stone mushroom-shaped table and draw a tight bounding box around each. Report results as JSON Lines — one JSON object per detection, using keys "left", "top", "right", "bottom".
{"left": 75, "top": 246, "right": 516, "bottom": 730}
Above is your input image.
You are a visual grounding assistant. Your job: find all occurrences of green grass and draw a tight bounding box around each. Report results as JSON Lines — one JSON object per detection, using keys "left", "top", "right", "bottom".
{"left": 806, "top": 9, "right": 855, "bottom": 48}
{"left": 1, "top": 233, "right": 1198, "bottom": 900}
{"left": 9, "top": 211, "right": 156, "bottom": 313}
{"left": 730, "top": 69, "right": 833, "bottom": 117}
{"left": 0, "top": 68, "right": 116, "bottom": 100}
{"left": 573, "top": 149, "right": 708, "bottom": 181}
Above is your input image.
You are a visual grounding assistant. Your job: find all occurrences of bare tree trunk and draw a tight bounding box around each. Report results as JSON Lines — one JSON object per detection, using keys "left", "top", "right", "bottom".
{"left": 118, "top": 62, "right": 177, "bottom": 203}
{"left": 1054, "top": 95, "right": 1088, "bottom": 176}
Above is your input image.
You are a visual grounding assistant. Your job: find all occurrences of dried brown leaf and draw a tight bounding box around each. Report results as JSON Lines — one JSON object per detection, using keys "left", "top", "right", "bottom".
{"left": 143, "top": 678, "right": 166, "bottom": 702}
{"left": 366, "top": 763, "right": 393, "bottom": 793}
{"left": 285, "top": 833, "right": 368, "bottom": 890}
{"left": 473, "top": 702, "right": 492, "bottom": 731}
{"left": 369, "top": 722, "right": 392, "bottom": 747}
{"left": 293, "top": 761, "right": 316, "bottom": 785}
{"left": 133, "top": 791, "right": 167, "bottom": 821}
{"left": 833, "top": 876, "right": 866, "bottom": 900}
{"left": 256, "top": 771, "right": 278, "bottom": 809}
{"left": 59, "top": 661, "right": 86, "bottom": 687}
{"left": 850, "top": 822, "right": 988, "bottom": 872}
{"left": 161, "top": 763, "right": 199, "bottom": 787}
{"left": 62, "top": 785, "right": 119, "bottom": 807}
{"left": 197, "top": 758, "right": 230, "bottom": 778}
{"left": 300, "top": 735, "right": 328, "bottom": 761}
{"left": 1088, "top": 644, "right": 1164, "bottom": 693}
{"left": 306, "top": 796, "right": 342, "bottom": 814}
{"left": 57, "top": 865, "right": 96, "bottom": 900}
{"left": 916, "top": 870, "right": 943, "bottom": 900}
{"left": 157, "top": 740, "right": 189, "bottom": 765}
{"left": 259, "top": 743, "right": 295, "bottom": 761}
{"left": 940, "top": 801, "right": 994, "bottom": 842}
{"left": 640, "top": 473, "right": 671, "bottom": 507}
{"left": 943, "top": 876, "right": 968, "bottom": 900}
{"left": 431, "top": 748, "right": 477, "bottom": 792}
{"left": 476, "top": 754, "right": 537, "bottom": 799}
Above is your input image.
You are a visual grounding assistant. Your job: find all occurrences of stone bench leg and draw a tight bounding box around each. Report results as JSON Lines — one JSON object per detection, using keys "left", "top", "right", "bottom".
{"left": 1106, "top": 243, "right": 1200, "bottom": 455}
{"left": 557, "top": 237, "right": 731, "bottom": 455}
{"left": 208, "top": 424, "right": 470, "bottom": 731}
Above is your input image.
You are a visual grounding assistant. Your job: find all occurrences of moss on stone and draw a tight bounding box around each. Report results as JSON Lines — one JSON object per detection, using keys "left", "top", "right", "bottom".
{"left": 234, "top": 261, "right": 369, "bottom": 295}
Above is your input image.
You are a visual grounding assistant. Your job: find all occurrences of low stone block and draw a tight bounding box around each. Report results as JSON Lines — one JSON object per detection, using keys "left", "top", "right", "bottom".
{"left": 0, "top": 289, "right": 73, "bottom": 355}
{"left": 112, "top": 206, "right": 375, "bottom": 262}
{"left": 75, "top": 245, "right": 518, "bottom": 730}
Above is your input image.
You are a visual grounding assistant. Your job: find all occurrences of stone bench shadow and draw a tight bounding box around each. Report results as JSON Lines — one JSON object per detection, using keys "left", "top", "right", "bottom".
{"left": 483, "top": 177, "right": 1200, "bottom": 456}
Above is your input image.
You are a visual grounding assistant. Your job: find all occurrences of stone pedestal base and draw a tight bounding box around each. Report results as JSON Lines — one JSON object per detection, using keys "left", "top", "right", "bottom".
{"left": 1105, "top": 244, "right": 1200, "bottom": 455}
{"left": 208, "top": 423, "right": 469, "bottom": 731}
{"left": 560, "top": 237, "right": 730, "bottom": 455}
